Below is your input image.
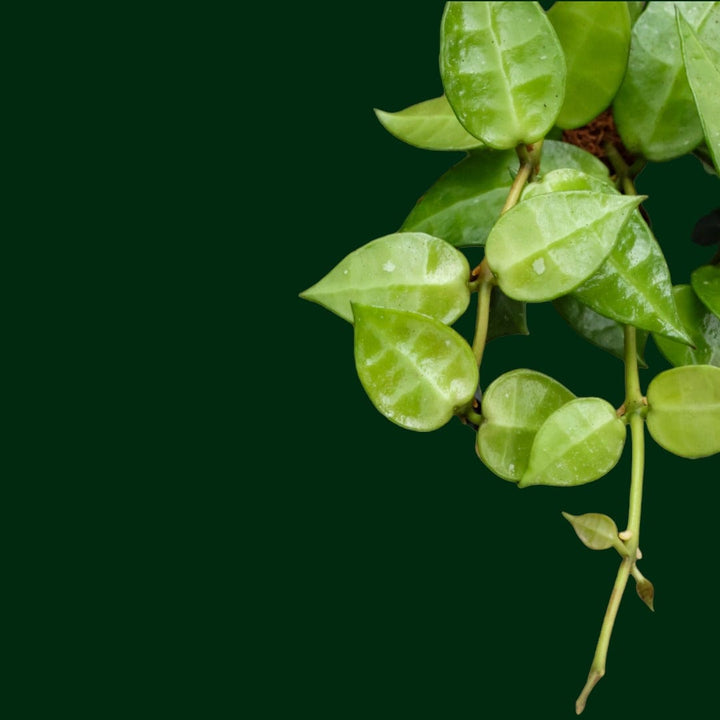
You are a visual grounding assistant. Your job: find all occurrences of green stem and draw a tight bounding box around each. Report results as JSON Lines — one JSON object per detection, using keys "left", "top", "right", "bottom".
{"left": 472, "top": 275, "right": 493, "bottom": 367}
{"left": 575, "top": 326, "right": 646, "bottom": 715}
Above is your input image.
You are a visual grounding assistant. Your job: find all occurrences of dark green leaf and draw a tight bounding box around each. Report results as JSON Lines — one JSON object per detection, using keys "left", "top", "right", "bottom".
{"left": 487, "top": 288, "right": 528, "bottom": 343}
{"left": 553, "top": 294, "right": 648, "bottom": 366}
{"left": 652, "top": 285, "right": 720, "bottom": 367}
{"left": 691, "top": 264, "right": 720, "bottom": 318}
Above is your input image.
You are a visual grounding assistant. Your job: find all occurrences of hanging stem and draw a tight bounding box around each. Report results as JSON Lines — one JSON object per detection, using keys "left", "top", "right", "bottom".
{"left": 472, "top": 266, "right": 494, "bottom": 366}
{"left": 575, "top": 328, "right": 647, "bottom": 715}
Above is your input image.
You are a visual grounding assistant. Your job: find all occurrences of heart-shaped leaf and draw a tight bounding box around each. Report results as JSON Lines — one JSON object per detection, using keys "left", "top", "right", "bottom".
{"left": 401, "top": 141, "right": 609, "bottom": 248}
{"left": 677, "top": 13, "right": 720, "bottom": 174}
{"left": 547, "top": 1, "right": 631, "bottom": 129}
{"left": 374, "top": 95, "right": 484, "bottom": 151}
{"left": 485, "top": 191, "right": 642, "bottom": 302}
{"left": 353, "top": 304, "right": 478, "bottom": 431}
{"left": 525, "top": 169, "right": 689, "bottom": 343}
{"left": 476, "top": 369, "right": 575, "bottom": 482}
{"left": 646, "top": 364, "right": 720, "bottom": 458}
{"left": 691, "top": 265, "right": 720, "bottom": 319}
{"left": 440, "top": 1, "right": 566, "bottom": 149}
{"left": 562, "top": 512, "right": 620, "bottom": 551}
{"left": 553, "top": 294, "right": 648, "bottom": 366}
{"left": 520, "top": 398, "right": 627, "bottom": 487}
{"left": 652, "top": 285, "right": 720, "bottom": 367}
{"left": 614, "top": 2, "right": 720, "bottom": 161}
{"left": 300, "top": 232, "right": 470, "bottom": 325}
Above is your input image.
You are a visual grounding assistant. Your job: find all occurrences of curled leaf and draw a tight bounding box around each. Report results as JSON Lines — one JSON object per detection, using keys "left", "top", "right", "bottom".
{"left": 562, "top": 512, "right": 619, "bottom": 551}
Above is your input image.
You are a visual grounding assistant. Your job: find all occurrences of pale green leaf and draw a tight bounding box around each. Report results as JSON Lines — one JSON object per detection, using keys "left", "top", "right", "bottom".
{"left": 300, "top": 232, "right": 470, "bottom": 325}
{"left": 646, "top": 364, "right": 720, "bottom": 458}
{"left": 353, "top": 304, "right": 478, "bottom": 431}
{"left": 562, "top": 512, "right": 620, "bottom": 550}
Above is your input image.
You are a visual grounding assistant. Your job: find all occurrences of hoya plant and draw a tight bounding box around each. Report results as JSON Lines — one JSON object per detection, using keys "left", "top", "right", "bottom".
{"left": 301, "top": 1, "right": 720, "bottom": 713}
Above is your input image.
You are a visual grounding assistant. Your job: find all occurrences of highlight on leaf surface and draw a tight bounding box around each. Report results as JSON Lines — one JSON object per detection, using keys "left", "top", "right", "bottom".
{"left": 562, "top": 512, "right": 620, "bottom": 551}
{"left": 520, "top": 398, "right": 627, "bottom": 488}
{"left": 485, "top": 191, "right": 642, "bottom": 302}
{"left": 440, "top": 1, "right": 566, "bottom": 148}
{"left": 352, "top": 304, "right": 478, "bottom": 432}
{"left": 646, "top": 365, "right": 720, "bottom": 458}
{"left": 476, "top": 369, "right": 575, "bottom": 482}
{"left": 299, "top": 232, "right": 471, "bottom": 325}
{"left": 374, "top": 95, "right": 484, "bottom": 151}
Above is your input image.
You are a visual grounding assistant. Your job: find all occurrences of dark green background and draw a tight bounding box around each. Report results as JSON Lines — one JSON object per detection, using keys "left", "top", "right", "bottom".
{"left": 274, "top": 3, "right": 719, "bottom": 718}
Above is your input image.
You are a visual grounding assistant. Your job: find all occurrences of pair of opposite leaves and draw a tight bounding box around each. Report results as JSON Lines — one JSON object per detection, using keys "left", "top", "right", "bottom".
{"left": 426, "top": 2, "right": 720, "bottom": 169}
{"left": 479, "top": 363, "right": 720, "bottom": 490}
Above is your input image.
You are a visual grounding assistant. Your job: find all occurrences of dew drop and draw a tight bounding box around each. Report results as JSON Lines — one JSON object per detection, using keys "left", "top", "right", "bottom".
{"left": 532, "top": 258, "right": 546, "bottom": 275}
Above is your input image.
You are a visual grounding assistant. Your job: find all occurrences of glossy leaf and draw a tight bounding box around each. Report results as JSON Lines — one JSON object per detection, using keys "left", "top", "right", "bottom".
{"left": 476, "top": 370, "right": 575, "bottom": 482}
{"left": 646, "top": 364, "right": 720, "bottom": 458}
{"left": 401, "top": 140, "right": 609, "bottom": 248}
{"left": 692, "top": 264, "right": 720, "bottom": 318}
{"left": 553, "top": 294, "right": 648, "bottom": 367}
{"left": 487, "top": 288, "right": 528, "bottom": 343}
{"left": 440, "top": 1, "right": 566, "bottom": 149}
{"left": 614, "top": 2, "right": 720, "bottom": 161}
{"left": 300, "top": 232, "right": 470, "bottom": 325}
{"left": 401, "top": 149, "right": 516, "bottom": 247}
{"left": 678, "top": 14, "right": 720, "bottom": 174}
{"left": 547, "top": 2, "right": 631, "bottom": 129}
{"left": 562, "top": 512, "right": 619, "bottom": 550}
{"left": 525, "top": 169, "right": 689, "bottom": 343}
{"left": 653, "top": 285, "right": 720, "bottom": 367}
{"left": 485, "top": 191, "right": 642, "bottom": 302}
{"left": 374, "top": 96, "right": 483, "bottom": 151}
{"left": 353, "top": 304, "right": 478, "bottom": 432}
{"left": 520, "top": 398, "right": 627, "bottom": 487}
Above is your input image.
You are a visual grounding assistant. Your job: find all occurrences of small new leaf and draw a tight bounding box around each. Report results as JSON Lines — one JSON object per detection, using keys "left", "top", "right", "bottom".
{"left": 562, "top": 512, "right": 619, "bottom": 551}
{"left": 635, "top": 577, "right": 655, "bottom": 612}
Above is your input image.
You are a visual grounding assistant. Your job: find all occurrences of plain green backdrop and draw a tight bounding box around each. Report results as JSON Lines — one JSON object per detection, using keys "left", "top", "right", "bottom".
{"left": 275, "top": 3, "right": 720, "bottom": 718}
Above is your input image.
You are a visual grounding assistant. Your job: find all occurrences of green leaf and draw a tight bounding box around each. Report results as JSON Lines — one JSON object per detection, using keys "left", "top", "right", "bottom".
{"left": 547, "top": 2, "right": 631, "bottom": 129}
{"left": 440, "top": 1, "right": 566, "bottom": 149}
{"left": 352, "top": 304, "right": 478, "bottom": 431}
{"left": 520, "top": 398, "right": 627, "bottom": 487}
{"left": 374, "top": 96, "right": 484, "bottom": 152}
{"left": 487, "top": 288, "right": 529, "bottom": 343}
{"left": 525, "top": 169, "right": 689, "bottom": 343}
{"left": 652, "top": 285, "right": 720, "bottom": 367}
{"left": 400, "top": 149, "right": 517, "bottom": 247}
{"left": 299, "top": 232, "right": 470, "bottom": 325}
{"left": 692, "top": 264, "right": 720, "bottom": 318}
{"left": 476, "top": 370, "right": 575, "bottom": 482}
{"left": 401, "top": 140, "right": 609, "bottom": 248}
{"left": 562, "top": 512, "right": 620, "bottom": 550}
{"left": 646, "top": 364, "right": 720, "bottom": 458}
{"left": 553, "top": 294, "right": 648, "bottom": 366}
{"left": 678, "top": 13, "right": 720, "bottom": 174}
{"left": 485, "top": 191, "right": 642, "bottom": 302}
{"left": 614, "top": 2, "right": 720, "bottom": 161}
{"left": 627, "top": 2, "right": 646, "bottom": 26}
